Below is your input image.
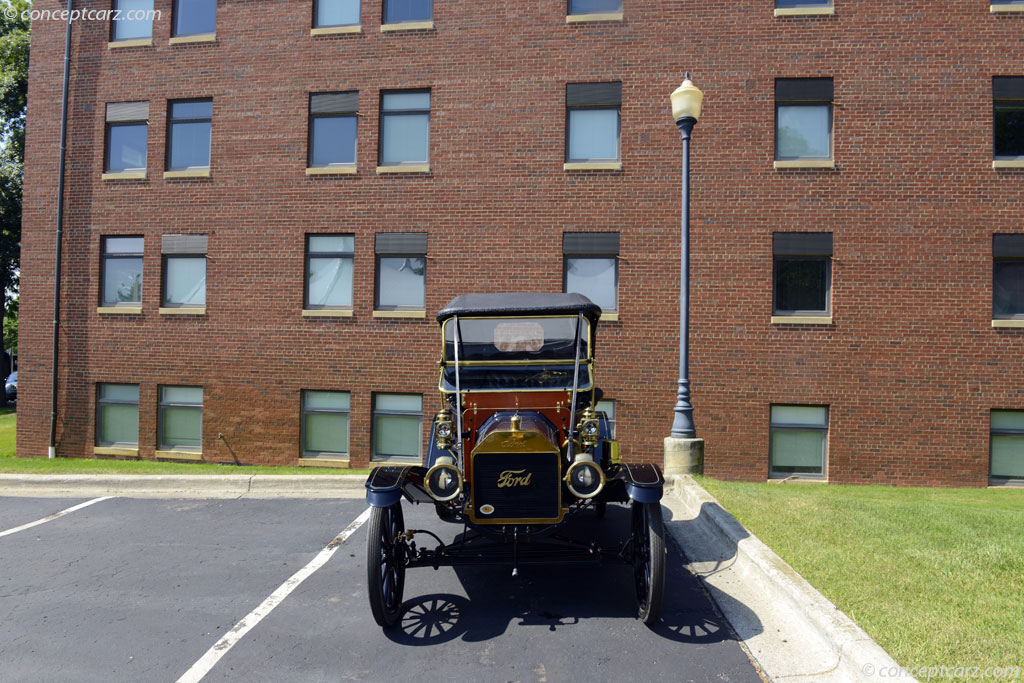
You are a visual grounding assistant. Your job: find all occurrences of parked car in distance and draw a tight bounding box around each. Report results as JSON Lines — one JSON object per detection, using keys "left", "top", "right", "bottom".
{"left": 5, "top": 371, "right": 16, "bottom": 401}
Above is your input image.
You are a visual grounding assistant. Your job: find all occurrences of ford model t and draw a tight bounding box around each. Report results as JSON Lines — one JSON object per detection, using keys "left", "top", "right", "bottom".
{"left": 364, "top": 293, "right": 666, "bottom": 628}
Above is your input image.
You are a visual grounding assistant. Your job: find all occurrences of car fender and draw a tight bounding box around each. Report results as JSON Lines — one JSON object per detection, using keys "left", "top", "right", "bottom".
{"left": 610, "top": 463, "right": 665, "bottom": 503}
{"left": 364, "top": 465, "right": 431, "bottom": 507}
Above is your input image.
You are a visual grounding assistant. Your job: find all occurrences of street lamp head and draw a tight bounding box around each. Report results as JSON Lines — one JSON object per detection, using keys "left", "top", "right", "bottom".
{"left": 671, "top": 72, "right": 704, "bottom": 124}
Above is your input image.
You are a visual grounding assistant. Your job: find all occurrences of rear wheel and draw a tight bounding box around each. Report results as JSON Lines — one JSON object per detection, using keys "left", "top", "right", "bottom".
{"left": 631, "top": 500, "right": 665, "bottom": 625}
{"left": 366, "top": 503, "right": 406, "bottom": 628}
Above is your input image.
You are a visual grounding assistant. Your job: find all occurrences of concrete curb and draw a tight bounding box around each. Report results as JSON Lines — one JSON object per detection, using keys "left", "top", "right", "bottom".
{"left": 0, "top": 474, "right": 367, "bottom": 499}
{"left": 665, "top": 475, "right": 914, "bottom": 683}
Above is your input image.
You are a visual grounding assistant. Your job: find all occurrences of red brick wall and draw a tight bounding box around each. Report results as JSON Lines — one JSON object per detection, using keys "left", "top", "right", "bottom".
{"left": 17, "top": 0, "right": 1024, "bottom": 485}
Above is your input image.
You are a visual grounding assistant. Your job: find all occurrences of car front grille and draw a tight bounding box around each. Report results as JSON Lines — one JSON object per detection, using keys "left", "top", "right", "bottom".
{"left": 471, "top": 451, "right": 561, "bottom": 522}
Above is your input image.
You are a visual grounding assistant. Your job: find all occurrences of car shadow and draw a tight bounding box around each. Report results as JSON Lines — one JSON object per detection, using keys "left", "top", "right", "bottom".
{"left": 385, "top": 502, "right": 762, "bottom": 647}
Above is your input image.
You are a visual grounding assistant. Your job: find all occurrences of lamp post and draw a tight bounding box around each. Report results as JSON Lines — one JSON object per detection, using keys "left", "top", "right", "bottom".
{"left": 664, "top": 73, "right": 705, "bottom": 474}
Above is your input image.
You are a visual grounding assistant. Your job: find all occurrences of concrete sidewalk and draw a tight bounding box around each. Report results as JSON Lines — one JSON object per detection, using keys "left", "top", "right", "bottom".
{"left": 0, "top": 471, "right": 910, "bottom": 682}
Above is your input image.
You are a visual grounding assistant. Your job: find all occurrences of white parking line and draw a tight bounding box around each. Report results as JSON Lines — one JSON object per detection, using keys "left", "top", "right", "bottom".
{"left": 0, "top": 496, "right": 115, "bottom": 538}
{"left": 176, "top": 506, "right": 372, "bottom": 683}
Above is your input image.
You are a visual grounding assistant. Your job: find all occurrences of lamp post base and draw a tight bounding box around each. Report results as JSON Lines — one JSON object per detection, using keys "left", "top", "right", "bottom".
{"left": 664, "top": 436, "right": 704, "bottom": 476}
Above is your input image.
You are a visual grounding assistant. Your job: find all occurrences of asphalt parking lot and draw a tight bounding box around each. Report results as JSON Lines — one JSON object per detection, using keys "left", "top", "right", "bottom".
{"left": 0, "top": 496, "right": 763, "bottom": 683}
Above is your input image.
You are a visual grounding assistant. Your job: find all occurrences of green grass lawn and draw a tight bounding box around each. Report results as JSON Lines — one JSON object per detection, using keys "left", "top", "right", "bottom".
{"left": 0, "top": 409, "right": 367, "bottom": 475}
{"left": 697, "top": 476, "right": 1024, "bottom": 679}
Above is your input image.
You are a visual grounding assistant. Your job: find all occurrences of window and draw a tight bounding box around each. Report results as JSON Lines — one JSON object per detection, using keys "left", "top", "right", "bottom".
{"left": 596, "top": 399, "right": 616, "bottom": 438}
{"left": 306, "top": 234, "right": 354, "bottom": 310}
{"left": 373, "top": 394, "right": 422, "bottom": 461}
{"left": 314, "top": 0, "right": 360, "bottom": 27}
{"left": 994, "top": 234, "right": 1024, "bottom": 320}
{"left": 993, "top": 77, "right": 1024, "bottom": 161}
{"left": 773, "top": 232, "right": 832, "bottom": 316}
{"left": 167, "top": 99, "right": 212, "bottom": 171}
{"left": 162, "top": 234, "right": 207, "bottom": 308}
{"left": 563, "top": 232, "right": 619, "bottom": 313}
{"left": 775, "top": 0, "right": 832, "bottom": 9}
{"left": 309, "top": 92, "right": 358, "bottom": 168}
{"left": 383, "top": 0, "right": 431, "bottom": 24}
{"left": 97, "top": 384, "right": 139, "bottom": 448}
{"left": 379, "top": 90, "right": 430, "bottom": 166}
{"left": 375, "top": 232, "right": 426, "bottom": 311}
{"left": 302, "top": 391, "right": 350, "bottom": 458}
{"left": 105, "top": 102, "right": 149, "bottom": 173}
{"left": 775, "top": 78, "right": 833, "bottom": 161}
{"left": 991, "top": 411, "right": 1024, "bottom": 483}
{"left": 101, "top": 236, "right": 144, "bottom": 307}
{"left": 173, "top": 0, "right": 217, "bottom": 37}
{"left": 770, "top": 405, "right": 828, "bottom": 478}
{"left": 111, "top": 0, "right": 154, "bottom": 41}
{"left": 566, "top": 82, "right": 621, "bottom": 163}
{"left": 568, "top": 0, "right": 621, "bottom": 15}
{"left": 159, "top": 386, "right": 203, "bottom": 451}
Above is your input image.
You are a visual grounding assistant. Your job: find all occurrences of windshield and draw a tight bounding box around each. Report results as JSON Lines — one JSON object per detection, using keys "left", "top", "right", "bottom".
{"left": 443, "top": 316, "right": 591, "bottom": 363}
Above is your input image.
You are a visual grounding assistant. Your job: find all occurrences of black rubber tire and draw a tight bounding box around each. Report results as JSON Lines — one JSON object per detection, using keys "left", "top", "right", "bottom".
{"left": 366, "top": 503, "right": 406, "bottom": 628}
{"left": 632, "top": 500, "right": 666, "bottom": 625}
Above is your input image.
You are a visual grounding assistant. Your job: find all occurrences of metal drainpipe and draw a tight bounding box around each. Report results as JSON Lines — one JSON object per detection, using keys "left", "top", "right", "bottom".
{"left": 49, "top": 0, "right": 73, "bottom": 459}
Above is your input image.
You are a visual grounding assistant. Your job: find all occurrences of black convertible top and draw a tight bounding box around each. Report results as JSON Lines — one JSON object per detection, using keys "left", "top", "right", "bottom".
{"left": 436, "top": 293, "right": 602, "bottom": 324}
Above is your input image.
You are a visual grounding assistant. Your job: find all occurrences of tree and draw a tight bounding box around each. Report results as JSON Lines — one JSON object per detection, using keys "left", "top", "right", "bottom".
{"left": 0, "top": 0, "right": 29, "bottom": 399}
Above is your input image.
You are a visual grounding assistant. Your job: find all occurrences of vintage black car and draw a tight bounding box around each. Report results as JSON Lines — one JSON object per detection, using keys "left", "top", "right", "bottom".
{"left": 364, "top": 293, "right": 666, "bottom": 628}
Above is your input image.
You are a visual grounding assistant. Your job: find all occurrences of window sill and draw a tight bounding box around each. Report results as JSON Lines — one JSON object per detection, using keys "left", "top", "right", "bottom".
{"left": 159, "top": 307, "right": 206, "bottom": 315}
{"left": 566, "top": 12, "right": 624, "bottom": 22}
{"left": 155, "top": 450, "right": 203, "bottom": 461}
{"left": 993, "top": 159, "right": 1024, "bottom": 169}
{"left": 306, "top": 166, "right": 357, "bottom": 175}
{"left": 564, "top": 161, "right": 622, "bottom": 171}
{"left": 302, "top": 308, "right": 354, "bottom": 317}
{"left": 376, "top": 165, "right": 430, "bottom": 174}
{"left": 380, "top": 21, "right": 434, "bottom": 31}
{"left": 169, "top": 33, "right": 216, "bottom": 45}
{"left": 164, "top": 169, "right": 211, "bottom": 179}
{"left": 109, "top": 38, "right": 153, "bottom": 49}
{"left": 991, "top": 3, "right": 1024, "bottom": 11}
{"left": 298, "top": 457, "right": 351, "bottom": 468}
{"left": 310, "top": 25, "right": 362, "bottom": 35}
{"left": 774, "top": 159, "right": 835, "bottom": 169}
{"left": 98, "top": 306, "right": 142, "bottom": 315}
{"left": 599, "top": 312, "right": 619, "bottom": 322}
{"left": 94, "top": 446, "right": 139, "bottom": 457}
{"left": 771, "top": 315, "right": 832, "bottom": 325}
{"left": 992, "top": 319, "right": 1024, "bottom": 328}
{"left": 774, "top": 6, "right": 835, "bottom": 16}
{"left": 102, "top": 171, "right": 147, "bottom": 181}
{"left": 373, "top": 310, "right": 426, "bottom": 318}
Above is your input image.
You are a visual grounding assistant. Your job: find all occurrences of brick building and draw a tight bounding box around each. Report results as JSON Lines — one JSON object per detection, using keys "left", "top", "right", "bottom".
{"left": 15, "top": 0, "right": 1024, "bottom": 486}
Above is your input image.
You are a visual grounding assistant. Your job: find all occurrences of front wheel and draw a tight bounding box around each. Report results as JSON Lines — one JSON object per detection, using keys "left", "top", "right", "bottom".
{"left": 631, "top": 500, "right": 665, "bottom": 625}
{"left": 366, "top": 503, "right": 406, "bottom": 628}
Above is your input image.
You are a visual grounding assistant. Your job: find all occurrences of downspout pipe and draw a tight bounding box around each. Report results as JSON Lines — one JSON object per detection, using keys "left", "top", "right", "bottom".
{"left": 49, "top": 0, "right": 73, "bottom": 459}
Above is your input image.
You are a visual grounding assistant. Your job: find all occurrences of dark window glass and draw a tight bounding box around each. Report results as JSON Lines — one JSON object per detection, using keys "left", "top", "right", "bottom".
{"left": 774, "top": 257, "right": 829, "bottom": 313}
{"left": 379, "top": 91, "right": 430, "bottom": 165}
{"left": 776, "top": 0, "right": 831, "bottom": 6}
{"left": 310, "top": 116, "right": 357, "bottom": 167}
{"left": 315, "top": 0, "right": 360, "bottom": 27}
{"left": 106, "top": 123, "right": 148, "bottom": 172}
{"left": 167, "top": 100, "right": 212, "bottom": 171}
{"left": 102, "top": 237, "right": 144, "bottom": 306}
{"left": 994, "top": 260, "right": 1024, "bottom": 318}
{"left": 568, "top": 0, "right": 622, "bottom": 14}
{"left": 383, "top": 0, "right": 432, "bottom": 24}
{"left": 112, "top": 0, "right": 154, "bottom": 40}
{"left": 994, "top": 102, "right": 1024, "bottom": 159}
{"left": 770, "top": 406, "right": 827, "bottom": 477}
{"left": 173, "top": 0, "right": 217, "bottom": 37}
{"left": 306, "top": 235, "right": 354, "bottom": 309}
